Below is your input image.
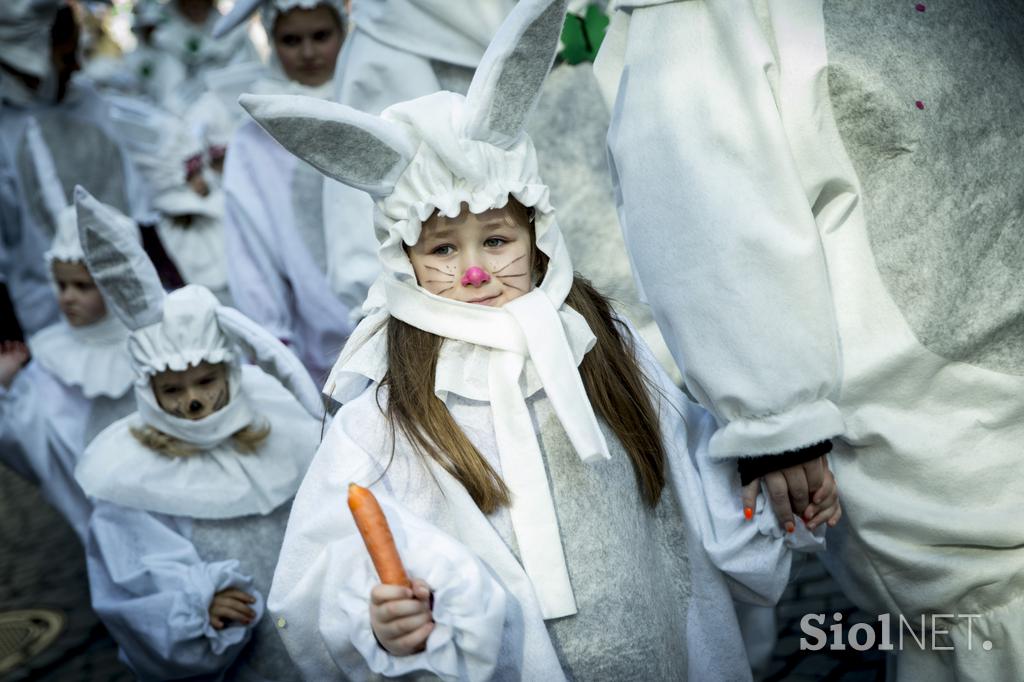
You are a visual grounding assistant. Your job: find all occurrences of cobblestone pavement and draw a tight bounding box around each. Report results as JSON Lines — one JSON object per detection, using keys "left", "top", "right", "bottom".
{"left": 0, "top": 465, "right": 131, "bottom": 682}
{"left": 0, "top": 459, "right": 887, "bottom": 682}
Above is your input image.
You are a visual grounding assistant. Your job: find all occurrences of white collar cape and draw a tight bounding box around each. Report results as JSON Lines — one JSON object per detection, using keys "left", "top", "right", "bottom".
{"left": 76, "top": 365, "right": 320, "bottom": 519}
{"left": 28, "top": 314, "right": 134, "bottom": 399}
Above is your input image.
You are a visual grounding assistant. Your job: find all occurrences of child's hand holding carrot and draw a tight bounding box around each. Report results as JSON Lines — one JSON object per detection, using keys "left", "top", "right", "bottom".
{"left": 348, "top": 483, "right": 434, "bottom": 655}
{"left": 369, "top": 578, "right": 434, "bottom": 655}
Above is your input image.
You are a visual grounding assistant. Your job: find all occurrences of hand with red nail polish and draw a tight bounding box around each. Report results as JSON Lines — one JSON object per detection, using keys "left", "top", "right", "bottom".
{"left": 740, "top": 479, "right": 759, "bottom": 521}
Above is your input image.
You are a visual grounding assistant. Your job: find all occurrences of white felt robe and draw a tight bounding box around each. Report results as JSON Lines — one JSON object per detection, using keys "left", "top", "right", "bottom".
{"left": 600, "top": 1, "right": 1024, "bottom": 678}
{"left": 268, "top": 322, "right": 822, "bottom": 681}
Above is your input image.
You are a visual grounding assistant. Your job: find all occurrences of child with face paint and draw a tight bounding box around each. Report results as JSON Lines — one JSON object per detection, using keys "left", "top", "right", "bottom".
{"left": 242, "top": 1, "right": 841, "bottom": 679}
{"left": 0, "top": 127, "right": 137, "bottom": 543}
{"left": 71, "top": 189, "right": 326, "bottom": 680}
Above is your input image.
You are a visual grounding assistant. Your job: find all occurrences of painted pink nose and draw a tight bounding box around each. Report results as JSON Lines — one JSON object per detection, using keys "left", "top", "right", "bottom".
{"left": 460, "top": 266, "right": 491, "bottom": 287}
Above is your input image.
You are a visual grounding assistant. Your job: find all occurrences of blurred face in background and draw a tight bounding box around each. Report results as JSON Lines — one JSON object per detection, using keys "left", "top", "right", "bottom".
{"left": 52, "top": 260, "right": 106, "bottom": 327}
{"left": 272, "top": 5, "right": 344, "bottom": 87}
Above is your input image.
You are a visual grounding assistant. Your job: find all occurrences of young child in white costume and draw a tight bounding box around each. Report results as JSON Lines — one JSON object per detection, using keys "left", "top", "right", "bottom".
{"left": 214, "top": 0, "right": 353, "bottom": 382}
{"left": 241, "top": 1, "right": 841, "bottom": 679}
{"left": 72, "top": 199, "right": 326, "bottom": 680}
{"left": 0, "top": 126, "right": 136, "bottom": 543}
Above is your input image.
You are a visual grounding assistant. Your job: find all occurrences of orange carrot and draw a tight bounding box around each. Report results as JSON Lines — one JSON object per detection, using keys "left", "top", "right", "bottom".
{"left": 347, "top": 483, "right": 411, "bottom": 588}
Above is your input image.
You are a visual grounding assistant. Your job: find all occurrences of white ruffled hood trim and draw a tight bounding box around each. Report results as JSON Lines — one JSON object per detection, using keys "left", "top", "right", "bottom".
{"left": 77, "top": 366, "right": 320, "bottom": 519}
{"left": 128, "top": 286, "right": 234, "bottom": 379}
{"left": 28, "top": 314, "right": 134, "bottom": 399}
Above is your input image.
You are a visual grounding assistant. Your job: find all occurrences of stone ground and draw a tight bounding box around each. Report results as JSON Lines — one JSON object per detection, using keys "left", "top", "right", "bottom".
{"left": 0, "top": 462, "right": 887, "bottom": 681}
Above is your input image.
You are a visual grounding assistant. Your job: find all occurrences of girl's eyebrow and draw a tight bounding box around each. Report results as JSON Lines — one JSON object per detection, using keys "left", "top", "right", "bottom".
{"left": 422, "top": 226, "right": 456, "bottom": 239}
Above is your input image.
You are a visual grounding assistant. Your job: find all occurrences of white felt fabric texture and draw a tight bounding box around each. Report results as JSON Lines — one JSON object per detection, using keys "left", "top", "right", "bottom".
{"left": 602, "top": 0, "right": 845, "bottom": 460}
{"left": 85, "top": 502, "right": 262, "bottom": 679}
{"left": 78, "top": 365, "right": 320, "bottom": 520}
{"left": 28, "top": 314, "right": 134, "bottom": 399}
{"left": 0, "top": 0, "right": 61, "bottom": 78}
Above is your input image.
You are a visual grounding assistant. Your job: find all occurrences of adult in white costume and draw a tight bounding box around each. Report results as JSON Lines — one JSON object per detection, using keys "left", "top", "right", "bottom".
{"left": 241, "top": 1, "right": 829, "bottom": 678}
{"left": 0, "top": 141, "right": 137, "bottom": 543}
{"left": 598, "top": 1, "right": 1024, "bottom": 678}
{"left": 74, "top": 197, "right": 324, "bottom": 680}
{"left": 215, "top": 0, "right": 352, "bottom": 382}
{"left": 0, "top": 0, "right": 145, "bottom": 334}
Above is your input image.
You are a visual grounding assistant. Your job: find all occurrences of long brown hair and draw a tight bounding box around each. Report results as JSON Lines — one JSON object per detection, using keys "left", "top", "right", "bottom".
{"left": 379, "top": 201, "right": 666, "bottom": 513}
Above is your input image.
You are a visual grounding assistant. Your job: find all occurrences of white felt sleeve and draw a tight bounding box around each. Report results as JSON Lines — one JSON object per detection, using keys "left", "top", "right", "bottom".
{"left": 605, "top": 0, "right": 846, "bottom": 460}
{"left": 626, "top": 319, "right": 824, "bottom": 606}
{"left": 85, "top": 501, "right": 263, "bottom": 679}
{"left": 267, "top": 395, "right": 510, "bottom": 682}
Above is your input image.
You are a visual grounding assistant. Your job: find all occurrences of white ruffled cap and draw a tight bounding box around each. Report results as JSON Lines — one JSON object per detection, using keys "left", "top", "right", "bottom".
{"left": 129, "top": 285, "right": 233, "bottom": 378}
{"left": 44, "top": 206, "right": 85, "bottom": 263}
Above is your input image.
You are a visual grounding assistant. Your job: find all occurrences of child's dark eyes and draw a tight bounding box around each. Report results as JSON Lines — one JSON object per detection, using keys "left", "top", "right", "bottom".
{"left": 161, "top": 386, "right": 180, "bottom": 395}
{"left": 483, "top": 237, "right": 508, "bottom": 248}
{"left": 198, "top": 376, "right": 216, "bottom": 386}
{"left": 280, "top": 34, "right": 300, "bottom": 47}
{"left": 313, "top": 30, "right": 332, "bottom": 42}
{"left": 431, "top": 244, "right": 455, "bottom": 256}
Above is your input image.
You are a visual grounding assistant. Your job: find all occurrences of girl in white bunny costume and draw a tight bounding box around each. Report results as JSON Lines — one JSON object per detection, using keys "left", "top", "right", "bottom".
{"left": 241, "top": 1, "right": 839, "bottom": 679}
{"left": 73, "top": 196, "right": 325, "bottom": 680}
{"left": 0, "top": 124, "right": 136, "bottom": 543}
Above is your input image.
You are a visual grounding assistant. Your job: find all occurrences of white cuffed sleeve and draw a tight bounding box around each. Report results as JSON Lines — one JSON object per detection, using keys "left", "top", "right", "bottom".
{"left": 86, "top": 501, "right": 263, "bottom": 679}
{"left": 604, "top": 0, "right": 846, "bottom": 460}
{"left": 268, "top": 394, "right": 511, "bottom": 681}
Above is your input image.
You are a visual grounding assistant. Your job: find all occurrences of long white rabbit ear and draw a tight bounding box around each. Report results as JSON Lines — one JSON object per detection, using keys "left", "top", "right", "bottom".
{"left": 464, "top": 0, "right": 569, "bottom": 148}
{"left": 239, "top": 94, "right": 417, "bottom": 198}
{"left": 214, "top": 306, "right": 325, "bottom": 419}
{"left": 25, "top": 118, "right": 68, "bottom": 234}
{"left": 212, "top": 0, "right": 262, "bottom": 38}
{"left": 75, "top": 185, "right": 165, "bottom": 331}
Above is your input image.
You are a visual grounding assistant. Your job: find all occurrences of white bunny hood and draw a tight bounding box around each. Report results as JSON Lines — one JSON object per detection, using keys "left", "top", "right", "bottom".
{"left": 242, "top": 0, "right": 601, "bottom": 621}
{"left": 75, "top": 186, "right": 325, "bottom": 435}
